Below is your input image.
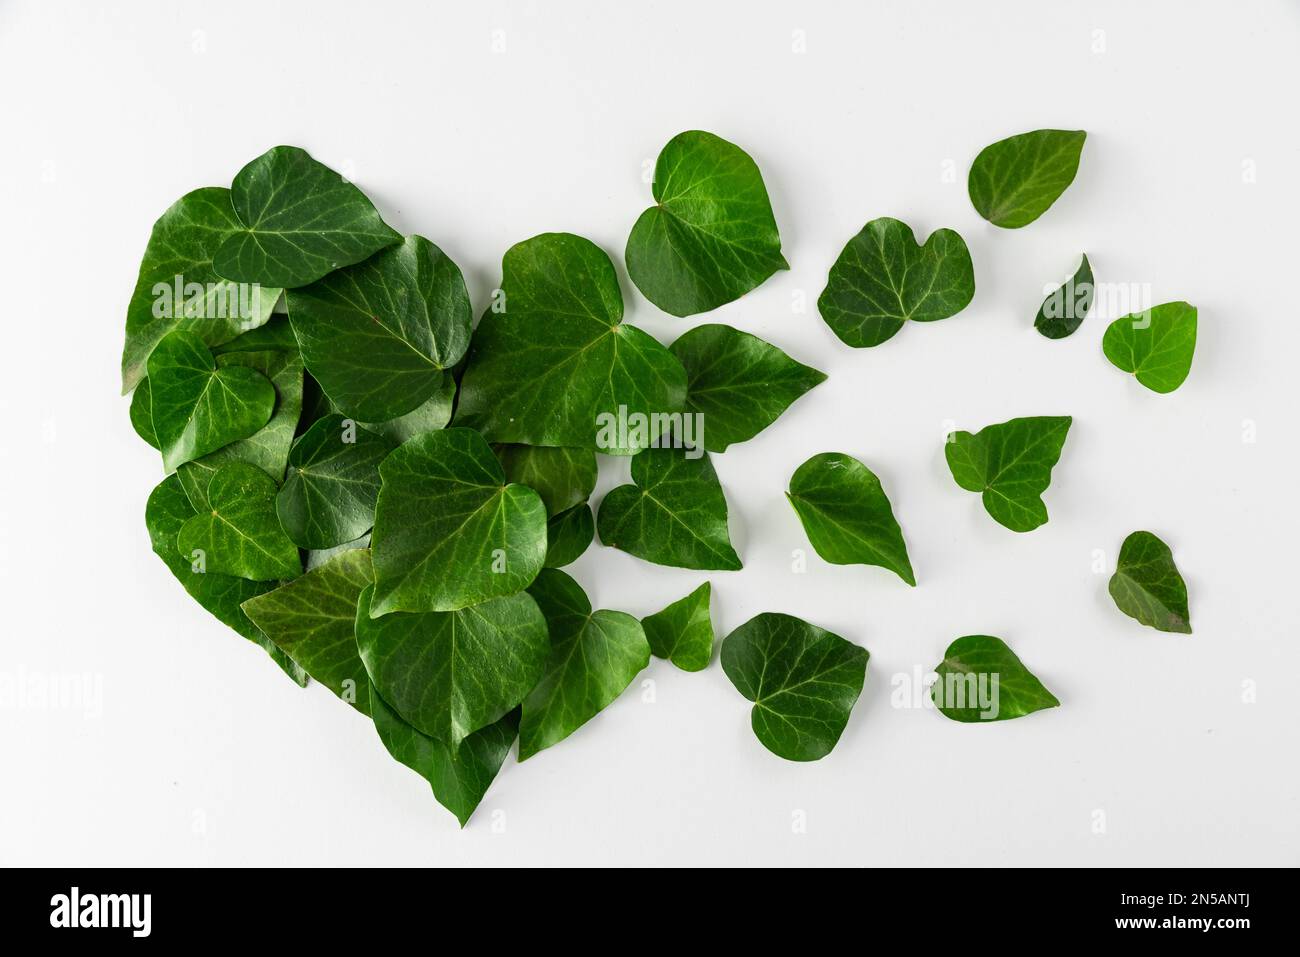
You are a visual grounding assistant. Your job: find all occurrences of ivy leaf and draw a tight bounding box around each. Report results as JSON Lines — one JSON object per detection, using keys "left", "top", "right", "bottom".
{"left": 945, "top": 416, "right": 1072, "bottom": 532}
{"left": 818, "top": 218, "right": 975, "bottom": 348}
{"left": 1102, "top": 301, "right": 1197, "bottom": 394}
{"left": 1108, "top": 531, "right": 1192, "bottom": 634}
{"left": 361, "top": 374, "right": 456, "bottom": 444}
{"left": 494, "top": 445, "right": 598, "bottom": 517}
{"left": 931, "top": 635, "right": 1059, "bottom": 722}
{"left": 305, "top": 534, "right": 370, "bottom": 573}
{"left": 720, "top": 612, "right": 868, "bottom": 761}
{"left": 544, "top": 504, "right": 594, "bottom": 568}
{"left": 121, "top": 187, "right": 280, "bottom": 393}
{"left": 275, "top": 414, "right": 395, "bottom": 549}
{"left": 456, "top": 233, "right": 686, "bottom": 453}
{"left": 212, "top": 314, "right": 298, "bottom": 354}
{"left": 129, "top": 379, "right": 157, "bottom": 448}
{"left": 146, "top": 330, "right": 276, "bottom": 471}
{"left": 968, "top": 129, "right": 1087, "bottom": 228}
{"left": 240, "top": 549, "right": 375, "bottom": 712}
{"left": 642, "top": 582, "right": 713, "bottom": 672}
{"left": 596, "top": 446, "right": 741, "bottom": 570}
{"left": 626, "top": 130, "right": 787, "bottom": 316}
{"left": 518, "top": 569, "right": 650, "bottom": 760}
{"left": 287, "top": 236, "right": 472, "bottom": 421}
{"left": 176, "top": 462, "right": 301, "bottom": 581}
{"left": 669, "top": 324, "right": 826, "bottom": 452}
{"left": 213, "top": 145, "right": 401, "bottom": 288}
{"left": 369, "top": 428, "right": 547, "bottom": 615}
{"left": 1034, "top": 254, "right": 1094, "bottom": 339}
{"left": 786, "top": 453, "right": 915, "bottom": 585}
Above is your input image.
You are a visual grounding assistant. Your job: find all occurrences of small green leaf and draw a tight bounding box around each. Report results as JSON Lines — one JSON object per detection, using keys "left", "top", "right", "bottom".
{"left": 544, "top": 504, "right": 594, "bottom": 568}
{"left": 518, "top": 569, "right": 650, "bottom": 760}
{"left": 1034, "top": 254, "right": 1094, "bottom": 339}
{"left": 176, "top": 462, "right": 301, "bottom": 581}
{"left": 360, "top": 374, "right": 456, "bottom": 444}
{"left": 968, "top": 129, "right": 1087, "bottom": 228}
{"left": 212, "top": 314, "right": 297, "bottom": 354}
{"left": 786, "top": 453, "right": 915, "bottom": 585}
{"left": 129, "top": 379, "right": 157, "bottom": 448}
{"left": 818, "top": 218, "right": 975, "bottom": 348}
{"left": 642, "top": 582, "right": 713, "bottom": 672}
{"left": 596, "top": 446, "right": 741, "bottom": 570}
{"left": 626, "top": 131, "right": 787, "bottom": 316}
{"left": 945, "top": 416, "right": 1072, "bottom": 532}
{"left": 931, "top": 635, "right": 1059, "bottom": 722}
{"left": 1108, "top": 531, "right": 1192, "bottom": 634}
{"left": 1102, "top": 301, "right": 1197, "bottom": 394}
{"left": 494, "top": 444, "right": 598, "bottom": 517}
{"left": 670, "top": 324, "right": 826, "bottom": 451}
{"left": 721, "top": 612, "right": 868, "bottom": 761}
{"left": 214, "top": 145, "right": 401, "bottom": 288}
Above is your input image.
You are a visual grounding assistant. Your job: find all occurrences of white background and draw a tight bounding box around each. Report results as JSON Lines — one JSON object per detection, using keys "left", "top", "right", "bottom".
{"left": 2, "top": 0, "right": 1298, "bottom": 866}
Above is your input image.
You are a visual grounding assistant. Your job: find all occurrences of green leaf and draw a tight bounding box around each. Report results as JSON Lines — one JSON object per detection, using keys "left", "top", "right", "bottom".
{"left": 720, "top": 612, "right": 868, "bottom": 761}
{"left": 121, "top": 187, "right": 280, "bottom": 393}
{"left": 211, "top": 314, "right": 297, "bottom": 354}
{"left": 1108, "top": 531, "right": 1192, "bottom": 634}
{"left": 968, "top": 129, "right": 1087, "bottom": 228}
{"left": 1034, "top": 254, "right": 1093, "bottom": 340}
{"left": 456, "top": 233, "right": 686, "bottom": 453}
{"left": 1102, "top": 301, "right": 1197, "bottom": 393}
{"left": 275, "top": 414, "right": 395, "bottom": 549}
{"left": 596, "top": 446, "right": 741, "bottom": 570}
{"left": 176, "top": 462, "right": 302, "bottom": 581}
{"left": 214, "top": 145, "right": 401, "bottom": 288}
{"left": 817, "top": 218, "right": 975, "bottom": 348}
{"left": 518, "top": 569, "right": 650, "bottom": 760}
{"left": 240, "top": 549, "right": 375, "bottom": 712}
{"left": 356, "top": 585, "right": 549, "bottom": 745}
{"left": 931, "top": 635, "right": 1059, "bottom": 722}
{"left": 945, "top": 416, "right": 1072, "bottom": 532}
{"left": 544, "top": 504, "right": 594, "bottom": 568}
{"left": 642, "top": 582, "right": 713, "bottom": 672}
{"left": 786, "top": 453, "right": 915, "bottom": 585}
{"left": 626, "top": 130, "right": 787, "bottom": 316}
{"left": 305, "top": 534, "right": 370, "bottom": 572}
{"left": 146, "top": 330, "right": 276, "bottom": 472}
{"left": 371, "top": 685, "right": 516, "bottom": 827}
{"left": 370, "top": 428, "right": 547, "bottom": 615}
{"left": 360, "top": 374, "right": 456, "bottom": 444}
{"left": 129, "top": 379, "right": 157, "bottom": 448}
{"left": 494, "top": 445, "right": 597, "bottom": 517}
{"left": 287, "top": 235, "right": 472, "bottom": 420}
{"left": 670, "top": 324, "right": 826, "bottom": 451}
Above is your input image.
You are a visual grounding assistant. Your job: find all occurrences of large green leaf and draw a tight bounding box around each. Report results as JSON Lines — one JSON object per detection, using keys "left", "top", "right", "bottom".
{"left": 455, "top": 233, "right": 686, "bottom": 453}
{"left": 213, "top": 145, "right": 401, "bottom": 288}
{"left": 818, "top": 218, "right": 974, "bottom": 348}
{"left": 369, "top": 428, "right": 547, "bottom": 615}
{"left": 287, "top": 235, "right": 472, "bottom": 420}
{"left": 176, "top": 462, "right": 301, "bottom": 581}
{"left": 720, "top": 612, "right": 868, "bottom": 761}
{"left": 786, "top": 452, "right": 915, "bottom": 585}
{"left": 945, "top": 416, "right": 1072, "bottom": 532}
{"left": 1108, "top": 531, "right": 1192, "bottom": 634}
{"left": 931, "top": 635, "right": 1059, "bottom": 722}
{"left": 240, "top": 549, "right": 375, "bottom": 712}
{"left": 625, "top": 130, "right": 787, "bottom": 316}
{"left": 121, "top": 187, "right": 279, "bottom": 393}
{"left": 1102, "top": 301, "right": 1197, "bottom": 394}
{"left": 518, "top": 569, "right": 650, "bottom": 760}
{"left": 670, "top": 324, "right": 826, "bottom": 452}
{"left": 1034, "top": 254, "right": 1093, "bottom": 340}
{"left": 146, "top": 330, "right": 276, "bottom": 471}
{"left": 642, "top": 582, "right": 713, "bottom": 672}
{"left": 544, "top": 504, "right": 594, "bottom": 568}
{"left": 596, "top": 446, "right": 741, "bottom": 570}
{"left": 493, "top": 445, "right": 597, "bottom": 517}
{"left": 968, "top": 129, "right": 1087, "bottom": 228}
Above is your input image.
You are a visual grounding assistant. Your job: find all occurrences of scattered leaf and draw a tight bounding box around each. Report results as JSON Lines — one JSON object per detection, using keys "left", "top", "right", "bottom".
{"left": 360, "top": 374, "right": 456, "bottom": 444}
{"left": 968, "top": 129, "right": 1087, "bottom": 228}
{"left": 544, "top": 504, "right": 594, "bottom": 568}
{"left": 176, "top": 462, "right": 301, "bottom": 581}
{"left": 1034, "top": 254, "right": 1094, "bottom": 339}
{"left": 931, "top": 635, "right": 1059, "bottom": 722}
{"left": 1102, "top": 301, "right": 1197, "bottom": 393}
{"left": 945, "top": 416, "right": 1072, "bottom": 532}
{"left": 1108, "top": 531, "right": 1192, "bottom": 633}
{"left": 494, "top": 444, "right": 598, "bottom": 517}
{"left": 642, "top": 582, "right": 713, "bottom": 672}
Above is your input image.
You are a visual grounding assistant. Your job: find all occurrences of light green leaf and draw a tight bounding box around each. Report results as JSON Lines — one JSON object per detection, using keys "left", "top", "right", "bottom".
{"left": 932, "top": 635, "right": 1059, "bottom": 722}
{"left": 945, "top": 416, "right": 1072, "bottom": 532}
{"left": 968, "top": 129, "right": 1087, "bottom": 228}
{"left": 494, "top": 444, "right": 598, "bottom": 517}
{"left": 1108, "top": 531, "right": 1192, "bottom": 634}
{"left": 176, "top": 462, "right": 301, "bottom": 581}
{"left": 1034, "top": 254, "right": 1093, "bottom": 340}
{"left": 1102, "top": 301, "right": 1197, "bottom": 394}
{"left": 305, "top": 533, "right": 370, "bottom": 572}
{"left": 544, "top": 504, "right": 594, "bottom": 568}
{"left": 642, "top": 582, "right": 713, "bottom": 672}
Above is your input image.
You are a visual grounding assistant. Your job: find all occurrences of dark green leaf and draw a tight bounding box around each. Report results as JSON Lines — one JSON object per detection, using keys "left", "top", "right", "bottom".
{"left": 642, "top": 582, "right": 713, "bottom": 672}
{"left": 931, "top": 635, "right": 1059, "bottom": 722}
{"left": 1108, "top": 531, "right": 1192, "bottom": 634}
{"left": 1102, "top": 301, "right": 1197, "bottom": 394}
{"left": 493, "top": 444, "right": 597, "bottom": 517}
{"left": 968, "top": 129, "right": 1086, "bottom": 228}
{"left": 1034, "top": 254, "right": 1093, "bottom": 339}
{"left": 544, "top": 504, "right": 594, "bottom": 568}
{"left": 945, "top": 416, "right": 1072, "bottom": 532}
{"left": 212, "top": 313, "right": 297, "bottom": 354}
{"left": 360, "top": 374, "right": 456, "bottom": 444}
{"left": 129, "top": 379, "right": 157, "bottom": 448}
{"left": 176, "top": 462, "right": 301, "bottom": 581}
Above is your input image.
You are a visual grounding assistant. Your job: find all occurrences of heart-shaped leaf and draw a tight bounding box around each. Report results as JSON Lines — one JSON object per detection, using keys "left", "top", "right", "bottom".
{"left": 968, "top": 129, "right": 1087, "bottom": 228}
{"left": 1102, "top": 301, "right": 1197, "bottom": 394}
{"left": 721, "top": 612, "right": 868, "bottom": 761}
{"left": 945, "top": 416, "right": 1072, "bottom": 532}
{"left": 360, "top": 374, "right": 456, "bottom": 444}
{"left": 456, "top": 233, "right": 687, "bottom": 452}
{"left": 931, "top": 635, "right": 1059, "bottom": 722}
{"left": 287, "top": 235, "right": 472, "bottom": 420}
{"left": 786, "top": 452, "right": 915, "bottom": 585}
{"left": 1034, "top": 254, "right": 1093, "bottom": 339}
{"left": 544, "top": 504, "right": 594, "bottom": 568}
{"left": 369, "top": 428, "right": 547, "bottom": 615}
{"left": 494, "top": 445, "right": 597, "bottom": 517}
{"left": 176, "top": 462, "right": 301, "bottom": 581}
{"left": 626, "top": 130, "right": 787, "bottom": 316}
{"left": 596, "top": 446, "right": 741, "bottom": 570}
{"left": 670, "top": 324, "right": 826, "bottom": 452}
{"left": 518, "top": 569, "right": 650, "bottom": 760}
{"left": 818, "top": 218, "right": 975, "bottom": 348}
{"left": 642, "top": 582, "right": 713, "bottom": 672}
{"left": 214, "top": 145, "right": 401, "bottom": 288}
{"left": 1108, "top": 531, "right": 1192, "bottom": 634}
